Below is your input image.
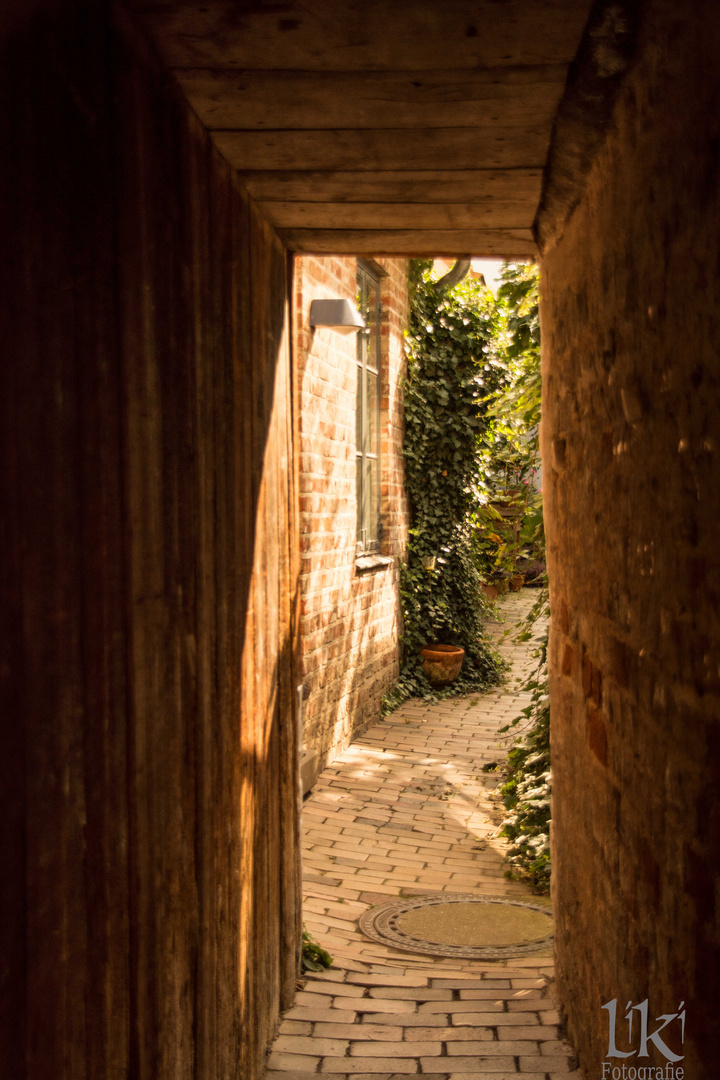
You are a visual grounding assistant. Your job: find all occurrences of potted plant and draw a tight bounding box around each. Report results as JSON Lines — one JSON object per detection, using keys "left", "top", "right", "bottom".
{"left": 419, "top": 644, "right": 465, "bottom": 686}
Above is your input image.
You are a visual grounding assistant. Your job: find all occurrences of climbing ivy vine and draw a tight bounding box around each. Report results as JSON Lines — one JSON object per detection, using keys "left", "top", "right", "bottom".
{"left": 381, "top": 261, "right": 507, "bottom": 713}
{"left": 496, "top": 595, "right": 551, "bottom": 892}
{"left": 382, "top": 257, "right": 552, "bottom": 893}
{"left": 489, "top": 262, "right": 552, "bottom": 893}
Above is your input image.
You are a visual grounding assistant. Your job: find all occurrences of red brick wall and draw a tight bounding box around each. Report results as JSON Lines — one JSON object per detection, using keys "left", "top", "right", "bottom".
{"left": 540, "top": 1, "right": 720, "bottom": 1073}
{"left": 294, "top": 256, "right": 409, "bottom": 767}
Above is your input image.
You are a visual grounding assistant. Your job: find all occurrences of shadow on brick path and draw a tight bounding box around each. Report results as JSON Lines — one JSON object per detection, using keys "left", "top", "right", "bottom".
{"left": 265, "top": 589, "right": 583, "bottom": 1079}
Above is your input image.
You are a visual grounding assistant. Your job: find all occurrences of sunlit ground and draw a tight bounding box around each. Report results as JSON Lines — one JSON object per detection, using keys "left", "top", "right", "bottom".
{"left": 301, "top": 590, "right": 551, "bottom": 974}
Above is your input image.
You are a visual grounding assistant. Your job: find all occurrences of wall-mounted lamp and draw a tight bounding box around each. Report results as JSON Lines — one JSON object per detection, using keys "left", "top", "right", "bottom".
{"left": 309, "top": 298, "right": 366, "bottom": 335}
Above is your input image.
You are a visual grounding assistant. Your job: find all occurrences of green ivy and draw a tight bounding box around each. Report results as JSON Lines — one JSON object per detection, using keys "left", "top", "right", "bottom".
{"left": 476, "top": 262, "right": 544, "bottom": 576}
{"left": 497, "top": 590, "right": 551, "bottom": 893}
{"left": 379, "top": 257, "right": 551, "bottom": 889}
{"left": 382, "top": 261, "right": 508, "bottom": 713}
{"left": 488, "top": 262, "right": 551, "bottom": 893}
{"left": 301, "top": 926, "right": 333, "bottom": 973}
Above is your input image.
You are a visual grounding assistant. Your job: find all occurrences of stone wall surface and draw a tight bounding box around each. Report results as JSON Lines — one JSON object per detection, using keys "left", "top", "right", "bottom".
{"left": 541, "top": 1, "right": 720, "bottom": 1073}
{"left": 294, "top": 256, "right": 410, "bottom": 769}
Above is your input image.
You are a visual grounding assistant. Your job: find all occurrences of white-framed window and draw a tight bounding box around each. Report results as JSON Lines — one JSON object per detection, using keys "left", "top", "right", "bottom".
{"left": 355, "top": 261, "right": 382, "bottom": 553}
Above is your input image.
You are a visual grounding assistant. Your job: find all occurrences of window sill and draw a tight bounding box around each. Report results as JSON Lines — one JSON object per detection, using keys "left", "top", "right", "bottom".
{"left": 355, "top": 554, "right": 393, "bottom": 572}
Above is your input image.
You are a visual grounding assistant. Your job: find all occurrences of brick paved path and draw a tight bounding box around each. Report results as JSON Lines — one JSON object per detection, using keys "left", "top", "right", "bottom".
{"left": 266, "top": 591, "right": 581, "bottom": 1080}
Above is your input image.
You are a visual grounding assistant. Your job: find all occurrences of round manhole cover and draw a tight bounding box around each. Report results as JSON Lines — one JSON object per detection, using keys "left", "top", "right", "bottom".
{"left": 358, "top": 894, "right": 553, "bottom": 960}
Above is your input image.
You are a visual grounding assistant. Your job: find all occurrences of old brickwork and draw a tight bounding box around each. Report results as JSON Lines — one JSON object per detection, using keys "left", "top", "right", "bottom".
{"left": 540, "top": 1, "right": 720, "bottom": 1074}
{"left": 294, "top": 257, "right": 410, "bottom": 770}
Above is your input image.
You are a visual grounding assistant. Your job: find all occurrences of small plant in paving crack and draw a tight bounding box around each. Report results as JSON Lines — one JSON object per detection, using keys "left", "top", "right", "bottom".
{"left": 301, "top": 926, "right": 334, "bottom": 973}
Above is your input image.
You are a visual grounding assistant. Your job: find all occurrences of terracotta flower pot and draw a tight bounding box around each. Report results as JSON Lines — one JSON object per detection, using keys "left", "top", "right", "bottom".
{"left": 509, "top": 574, "right": 525, "bottom": 592}
{"left": 419, "top": 644, "right": 465, "bottom": 687}
{"left": 481, "top": 582, "right": 499, "bottom": 601}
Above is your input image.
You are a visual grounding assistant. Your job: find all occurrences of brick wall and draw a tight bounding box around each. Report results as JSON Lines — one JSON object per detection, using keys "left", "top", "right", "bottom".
{"left": 294, "top": 256, "right": 410, "bottom": 769}
{"left": 540, "top": 1, "right": 720, "bottom": 1073}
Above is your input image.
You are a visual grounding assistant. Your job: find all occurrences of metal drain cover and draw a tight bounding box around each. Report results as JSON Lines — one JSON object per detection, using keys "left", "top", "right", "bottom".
{"left": 358, "top": 893, "right": 553, "bottom": 960}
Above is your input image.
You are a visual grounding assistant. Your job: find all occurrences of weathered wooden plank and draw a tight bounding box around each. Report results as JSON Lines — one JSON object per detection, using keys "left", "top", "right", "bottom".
{"left": 0, "top": 9, "right": 131, "bottom": 1080}
{"left": 277, "top": 260, "right": 302, "bottom": 1010}
{"left": 258, "top": 211, "right": 283, "bottom": 1059}
{"left": 237, "top": 168, "right": 544, "bottom": 205}
{"left": 72, "top": 38, "right": 132, "bottom": 1076}
{"left": 175, "top": 66, "right": 567, "bottom": 130}
{"left": 249, "top": 214, "right": 269, "bottom": 1080}
{"left": 278, "top": 227, "right": 536, "bottom": 256}
{"left": 3, "top": 5, "right": 302, "bottom": 1079}
{"left": 130, "top": 0, "right": 594, "bottom": 72}
{"left": 0, "top": 64, "right": 28, "bottom": 1070}
{"left": 188, "top": 107, "right": 217, "bottom": 1080}
{"left": 116, "top": 31, "right": 199, "bottom": 1077}
{"left": 115, "top": 52, "right": 169, "bottom": 1080}
{"left": 115, "top": 20, "right": 302, "bottom": 1076}
{"left": 209, "top": 138, "right": 243, "bottom": 1080}
{"left": 236, "top": 174, "right": 257, "bottom": 1080}
{"left": 213, "top": 127, "right": 549, "bottom": 173}
{"left": 260, "top": 200, "right": 534, "bottom": 231}
{"left": 19, "top": 48, "right": 92, "bottom": 1080}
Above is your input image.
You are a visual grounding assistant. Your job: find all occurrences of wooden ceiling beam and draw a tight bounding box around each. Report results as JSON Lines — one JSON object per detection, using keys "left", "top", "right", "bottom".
{"left": 129, "top": 0, "right": 596, "bottom": 255}
{"left": 235, "top": 169, "right": 544, "bottom": 205}
{"left": 212, "top": 128, "right": 548, "bottom": 173}
{"left": 260, "top": 201, "right": 533, "bottom": 231}
{"left": 129, "top": 0, "right": 592, "bottom": 72}
{"left": 174, "top": 67, "right": 567, "bottom": 131}
{"left": 276, "top": 227, "right": 536, "bottom": 256}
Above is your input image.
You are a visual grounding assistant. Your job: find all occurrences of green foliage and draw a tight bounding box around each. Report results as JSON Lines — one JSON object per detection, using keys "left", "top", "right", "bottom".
{"left": 301, "top": 926, "right": 333, "bottom": 973}
{"left": 382, "top": 258, "right": 551, "bottom": 887}
{"left": 475, "top": 262, "right": 544, "bottom": 579}
{"left": 482, "top": 263, "right": 550, "bottom": 890}
{"left": 497, "top": 590, "right": 551, "bottom": 893}
{"left": 382, "top": 261, "right": 507, "bottom": 713}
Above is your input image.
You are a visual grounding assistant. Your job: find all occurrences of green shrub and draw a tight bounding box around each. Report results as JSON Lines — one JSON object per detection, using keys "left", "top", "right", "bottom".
{"left": 382, "top": 262, "right": 507, "bottom": 712}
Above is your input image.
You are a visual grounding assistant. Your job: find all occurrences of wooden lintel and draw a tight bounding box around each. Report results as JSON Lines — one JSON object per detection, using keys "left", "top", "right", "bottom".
{"left": 213, "top": 128, "right": 548, "bottom": 173}
{"left": 260, "top": 201, "right": 534, "bottom": 231}
{"left": 276, "top": 227, "right": 536, "bottom": 257}
{"left": 174, "top": 68, "right": 567, "bottom": 131}
{"left": 235, "top": 169, "right": 544, "bottom": 205}
{"left": 130, "top": 0, "right": 593, "bottom": 73}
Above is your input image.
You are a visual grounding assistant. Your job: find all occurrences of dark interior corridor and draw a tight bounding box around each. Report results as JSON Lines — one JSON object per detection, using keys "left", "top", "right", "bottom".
{"left": 1, "top": 1, "right": 718, "bottom": 1077}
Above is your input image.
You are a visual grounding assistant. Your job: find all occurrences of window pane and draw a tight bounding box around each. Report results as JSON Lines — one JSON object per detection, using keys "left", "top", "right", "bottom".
{"left": 365, "top": 456, "right": 377, "bottom": 546}
{"left": 366, "top": 278, "right": 379, "bottom": 373}
{"left": 355, "top": 263, "right": 382, "bottom": 553}
{"left": 356, "top": 454, "right": 364, "bottom": 544}
{"left": 356, "top": 361, "right": 364, "bottom": 452}
{"left": 367, "top": 368, "right": 378, "bottom": 461}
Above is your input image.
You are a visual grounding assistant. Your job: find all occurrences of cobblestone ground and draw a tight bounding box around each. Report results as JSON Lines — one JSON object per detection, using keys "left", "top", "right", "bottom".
{"left": 266, "top": 590, "right": 581, "bottom": 1080}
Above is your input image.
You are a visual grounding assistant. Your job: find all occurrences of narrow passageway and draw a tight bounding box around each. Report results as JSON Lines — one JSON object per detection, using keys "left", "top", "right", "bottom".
{"left": 266, "top": 591, "right": 580, "bottom": 1078}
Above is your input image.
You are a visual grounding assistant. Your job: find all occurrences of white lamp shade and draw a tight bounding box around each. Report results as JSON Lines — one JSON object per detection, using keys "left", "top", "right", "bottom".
{"left": 309, "top": 298, "right": 366, "bottom": 333}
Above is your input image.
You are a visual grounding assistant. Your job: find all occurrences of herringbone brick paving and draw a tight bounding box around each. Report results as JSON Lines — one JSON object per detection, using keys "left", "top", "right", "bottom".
{"left": 265, "top": 591, "right": 581, "bottom": 1079}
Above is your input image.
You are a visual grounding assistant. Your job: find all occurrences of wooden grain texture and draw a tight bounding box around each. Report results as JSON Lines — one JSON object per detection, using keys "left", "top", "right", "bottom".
{"left": 212, "top": 126, "right": 550, "bottom": 173}
{"left": 128, "top": 0, "right": 594, "bottom": 255}
{"left": 129, "top": 0, "right": 593, "bottom": 71}
{"left": 175, "top": 67, "right": 567, "bottom": 131}
{"left": 236, "top": 168, "right": 544, "bottom": 205}
{"left": 0, "top": 8, "right": 130, "bottom": 1078}
{"left": 277, "top": 227, "right": 536, "bottom": 256}
{"left": 0, "top": 3, "right": 301, "bottom": 1077}
{"left": 260, "top": 200, "right": 534, "bottom": 230}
